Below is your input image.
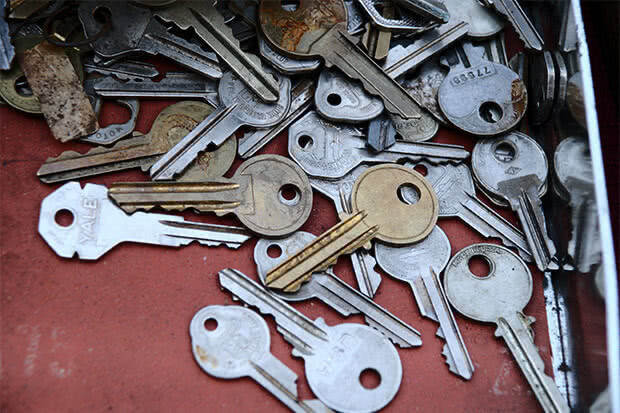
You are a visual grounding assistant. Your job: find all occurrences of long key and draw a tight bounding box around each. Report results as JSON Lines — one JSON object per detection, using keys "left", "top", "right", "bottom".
{"left": 288, "top": 111, "right": 469, "bottom": 179}
{"left": 83, "top": 57, "right": 159, "bottom": 81}
{"left": 39, "top": 182, "right": 250, "bottom": 260}
{"left": 265, "top": 164, "right": 439, "bottom": 292}
{"left": 444, "top": 244, "right": 569, "bottom": 412}
{"left": 109, "top": 155, "right": 313, "bottom": 237}
{"left": 150, "top": 70, "right": 290, "bottom": 181}
{"left": 218, "top": 269, "right": 403, "bottom": 413}
{"left": 259, "top": 1, "right": 422, "bottom": 119}
{"left": 190, "top": 306, "right": 332, "bottom": 413}
{"left": 155, "top": 0, "right": 279, "bottom": 102}
{"left": 375, "top": 226, "right": 474, "bottom": 379}
{"left": 254, "top": 232, "right": 421, "bottom": 347}
{"left": 479, "top": 0, "right": 544, "bottom": 51}
{"left": 472, "top": 132, "right": 557, "bottom": 271}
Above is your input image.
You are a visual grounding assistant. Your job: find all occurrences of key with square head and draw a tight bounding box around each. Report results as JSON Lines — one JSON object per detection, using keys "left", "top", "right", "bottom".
{"left": 472, "top": 132, "right": 557, "bottom": 271}
{"left": 259, "top": 0, "right": 422, "bottom": 119}
{"left": 150, "top": 70, "right": 291, "bottom": 181}
{"left": 438, "top": 41, "right": 528, "bottom": 136}
{"left": 218, "top": 268, "right": 403, "bottom": 413}
{"left": 39, "top": 182, "right": 251, "bottom": 260}
{"left": 444, "top": 244, "right": 570, "bottom": 413}
{"left": 265, "top": 164, "right": 439, "bottom": 292}
{"left": 190, "top": 305, "right": 332, "bottom": 413}
{"left": 37, "top": 101, "right": 237, "bottom": 183}
{"left": 109, "top": 155, "right": 313, "bottom": 237}
{"left": 479, "top": 0, "right": 544, "bottom": 51}
{"left": 255, "top": 231, "right": 422, "bottom": 347}
{"left": 375, "top": 226, "right": 474, "bottom": 380}
{"left": 288, "top": 111, "right": 469, "bottom": 179}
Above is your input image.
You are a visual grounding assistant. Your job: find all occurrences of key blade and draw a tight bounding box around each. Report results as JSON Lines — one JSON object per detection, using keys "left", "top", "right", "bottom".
{"left": 350, "top": 250, "right": 382, "bottom": 297}
{"left": 392, "top": 0, "right": 450, "bottom": 23}
{"left": 158, "top": 219, "right": 251, "bottom": 249}
{"left": 482, "top": 0, "right": 543, "bottom": 51}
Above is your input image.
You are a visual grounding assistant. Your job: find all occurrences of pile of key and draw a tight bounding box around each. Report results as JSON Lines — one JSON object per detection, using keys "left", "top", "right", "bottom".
{"left": 1, "top": 0, "right": 594, "bottom": 411}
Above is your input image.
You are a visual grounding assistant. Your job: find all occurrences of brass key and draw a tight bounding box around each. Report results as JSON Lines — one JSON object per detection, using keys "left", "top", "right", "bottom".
{"left": 108, "top": 155, "right": 313, "bottom": 237}
{"left": 265, "top": 164, "right": 438, "bottom": 292}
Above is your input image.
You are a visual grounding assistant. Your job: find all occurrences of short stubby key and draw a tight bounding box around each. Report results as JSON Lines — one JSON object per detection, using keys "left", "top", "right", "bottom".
{"left": 444, "top": 244, "right": 569, "bottom": 413}
{"left": 219, "top": 269, "right": 403, "bottom": 413}
{"left": 190, "top": 305, "right": 331, "bottom": 413}
{"left": 375, "top": 226, "right": 474, "bottom": 380}
{"left": 110, "top": 155, "right": 313, "bottom": 237}
{"left": 254, "top": 232, "right": 422, "bottom": 347}
{"left": 39, "top": 182, "right": 251, "bottom": 260}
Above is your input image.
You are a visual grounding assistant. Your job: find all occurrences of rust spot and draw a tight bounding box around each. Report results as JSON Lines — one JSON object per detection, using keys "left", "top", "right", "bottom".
{"left": 195, "top": 345, "right": 218, "bottom": 368}
{"left": 510, "top": 79, "right": 528, "bottom": 116}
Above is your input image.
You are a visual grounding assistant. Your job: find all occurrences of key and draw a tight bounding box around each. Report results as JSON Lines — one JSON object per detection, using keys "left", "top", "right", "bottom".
{"left": 529, "top": 51, "right": 555, "bottom": 125}
{"left": 444, "top": 244, "right": 570, "bottom": 413}
{"left": 389, "top": 110, "right": 439, "bottom": 143}
{"left": 109, "top": 155, "right": 313, "bottom": 237}
{"left": 37, "top": 101, "right": 235, "bottom": 183}
{"left": 557, "top": 1, "right": 577, "bottom": 53}
{"left": 258, "top": 34, "right": 321, "bottom": 75}
{"left": 238, "top": 79, "right": 314, "bottom": 158}
{"left": 367, "top": 113, "right": 396, "bottom": 152}
{"left": 259, "top": 0, "right": 422, "bottom": 119}
{"left": 314, "top": 69, "right": 383, "bottom": 124}
{"left": 438, "top": 42, "right": 528, "bottom": 136}
{"left": 441, "top": 0, "right": 503, "bottom": 38}
{"left": 190, "top": 306, "right": 331, "bottom": 413}
{"left": 480, "top": 0, "right": 544, "bottom": 51}
{"left": 552, "top": 51, "right": 568, "bottom": 117}
{"left": 154, "top": 0, "right": 279, "bottom": 103}
{"left": 0, "top": 0, "right": 15, "bottom": 70}
{"left": 78, "top": 1, "right": 222, "bottom": 79}
{"left": 81, "top": 99, "right": 140, "bottom": 146}
{"left": 265, "top": 164, "right": 439, "bottom": 292}
{"left": 401, "top": 58, "right": 449, "bottom": 125}
{"left": 288, "top": 111, "right": 469, "bottom": 179}
{"left": 83, "top": 58, "right": 159, "bottom": 80}
{"left": 375, "top": 226, "right": 474, "bottom": 379}
{"left": 392, "top": 0, "right": 450, "bottom": 23}
{"left": 150, "top": 70, "right": 291, "bottom": 181}
{"left": 39, "top": 182, "right": 251, "bottom": 260}
{"left": 472, "top": 131, "right": 557, "bottom": 271}
{"left": 355, "top": 0, "right": 440, "bottom": 31}
{"left": 219, "top": 268, "right": 403, "bottom": 413}
{"left": 474, "top": 32, "right": 508, "bottom": 66}
{"left": 254, "top": 232, "right": 422, "bottom": 347}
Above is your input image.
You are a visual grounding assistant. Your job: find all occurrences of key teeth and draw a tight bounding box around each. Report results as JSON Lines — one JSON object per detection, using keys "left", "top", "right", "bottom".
{"left": 364, "top": 318, "right": 408, "bottom": 348}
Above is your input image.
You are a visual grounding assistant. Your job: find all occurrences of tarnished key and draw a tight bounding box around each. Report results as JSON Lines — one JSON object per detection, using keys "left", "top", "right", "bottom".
{"left": 472, "top": 132, "right": 557, "bottom": 271}
{"left": 480, "top": 0, "right": 544, "bottom": 51}
{"left": 190, "top": 306, "right": 332, "bottom": 413}
{"left": 150, "top": 70, "right": 291, "bottom": 181}
{"left": 39, "top": 182, "right": 250, "bottom": 260}
{"left": 444, "top": 244, "right": 570, "bottom": 413}
{"left": 219, "top": 268, "right": 403, "bottom": 413}
{"left": 375, "top": 226, "right": 474, "bottom": 380}
{"left": 254, "top": 232, "right": 422, "bottom": 347}
{"left": 402, "top": 59, "right": 448, "bottom": 124}
{"left": 265, "top": 164, "right": 438, "bottom": 292}
{"left": 110, "top": 155, "right": 313, "bottom": 237}
{"left": 288, "top": 111, "right": 469, "bottom": 179}
{"left": 260, "top": 0, "right": 422, "bottom": 119}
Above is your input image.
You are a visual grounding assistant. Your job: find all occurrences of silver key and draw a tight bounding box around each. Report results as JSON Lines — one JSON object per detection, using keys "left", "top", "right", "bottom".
{"left": 218, "top": 268, "right": 403, "bottom": 413}
{"left": 345, "top": 0, "right": 367, "bottom": 34}
{"left": 81, "top": 99, "right": 140, "bottom": 146}
{"left": 38, "top": 182, "right": 250, "bottom": 260}
{"left": 444, "top": 244, "right": 569, "bottom": 413}
{"left": 254, "top": 232, "right": 422, "bottom": 348}
{"left": 474, "top": 32, "right": 508, "bottom": 66}
{"left": 472, "top": 132, "right": 557, "bottom": 271}
{"left": 151, "top": 70, "right": 291, "bottom": 180}
{"left": 83, "top": 58, "right": 159, "bottom": 80}
{"left": 401, "top": 59, "right": 448, "bottom": 125}
{"left": 258, "top": 34, "right": 321, "bottom": 75}
{"left": 480, "top": 0, "right": 544, "bottom": 51}
{"left": 529, "top": 51, "right": 556, "bottom": 125}
{"left": 190, "top": 305, "right": 332, "bottom": 413}
{"left": 288, "top": 111, "right": 469, "bottom": 179}
{"left": 375, "top": 226, "right": 474, "bottom": 380}
{"left": 356, "top": 0, "right": 440, "bottom": 32}
{"left": 367, "top": 113, "right": 396, "bottom": 152}
{"left": 442, "top": 0, "right": 504, "bottom": 38}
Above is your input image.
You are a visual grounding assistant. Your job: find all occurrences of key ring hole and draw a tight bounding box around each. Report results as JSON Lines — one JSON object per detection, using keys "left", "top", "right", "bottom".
{"left": 297, "top": 135, "right": 314, "bottom": 150}
{"left": 327, "top": 93, "right": 342, "bottom": 106}
{"left": 204, "top": 318, "right": 218, "bottom": 331}
{"left": 468, "top": 255, "right": 493, "bottom": 279}
{"left": 359, "top": 368, "right": 381, "bottom": 389}
{"left": 493, "top": 141, "right": 517, "bottom": 163}
{"left": 479, "top": 101, "right": 503, "bottom": 124}
{"left": 267, "top": 244, "right": 282, "bottom": 259}
{"left": 14, "top": 76, "right": 33, "bottom": 97}
{"left": 54, "top": 209, "right": 75, "bottom": 228}
{"left": 397, "top": 183, "right": 420, "bottom": 205}
{"left": 279, "top": 184, "right": 301, "bottom": 206}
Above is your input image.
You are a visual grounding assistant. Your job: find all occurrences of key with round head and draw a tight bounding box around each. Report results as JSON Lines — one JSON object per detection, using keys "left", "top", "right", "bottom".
{"left": 375, "top": 226, "right": 474, "bottom": 380}
{"left": 441, "top": 0, "right": 504, "bottom": 39}
{"left": 254, "top": 232, "right": 422, "bottom": 348}
{"left": 259, "top": 0, "right": 422, "bottom": 119}
{"left": 190, "top": 305, "right": 332, "bottom": 413}
{"left": 81, "top": 99, "right": 140, "bottom": 146}
{"left": 444, "top": 244, "right": 569, "bottom": 413}
{"left": 150, "top": 70, "right": 291, "bottom": 181}
{"left": 218, "top": 269, "right": 403, "bottom": 413}
{"left": 265, "top": 164, "right": 439, "bottom": 292}
{"left": 472, "top": 132, "right": 557, "bottom": 271}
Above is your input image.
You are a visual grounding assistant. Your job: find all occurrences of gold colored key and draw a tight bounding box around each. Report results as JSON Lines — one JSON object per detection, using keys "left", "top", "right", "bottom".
{"left": 108, "top": 155, "right": 313, "bottom": 237}
{"left": 265, "top": 164, "right": 439, "bottom": 292}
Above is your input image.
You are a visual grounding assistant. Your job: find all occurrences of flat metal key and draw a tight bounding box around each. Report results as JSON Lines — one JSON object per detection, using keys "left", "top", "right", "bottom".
{"left": 83, "top": 57, "right": 159, "bottom": 80}
{"left": 259, "top": 0, "right": 422, "bottom": 119}
{"left": 375, "top": 226, "right": 474, "bottom": 380}
{"left": 254, "top": 232, "right": 422, "bottom": 348}
{"left": 444, "top": 244, "right": 570, "bottom": 413}
{"left": 288, "top": 111, "right": 469, "bottom": 179}
{"left": 190, "top": 306, "right": 332, "bottom": 413}
{"left": 150, "top": 70, "right": 291, "bottom": 181}
{"left": 479, "top": 0, "right": 544, "bottom": 51}
{"left": 472, "top": 132, "right": 557, "bottom": 271}
{"left": 110, "top": 155, "right": 313, "bottom": 237}
{"left": 39, "top": 182, "right": 251, "bottom": 260}
{"left": 219, "top": 269, "right": 403, "bottom": 413}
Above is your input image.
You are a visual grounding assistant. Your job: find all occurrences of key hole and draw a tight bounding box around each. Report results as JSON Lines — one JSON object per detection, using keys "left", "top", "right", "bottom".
{"left": 279, "top": 184, "right": 301, "bottom": 206}
{"left": 397, "top": 183, "right": 420, "bottom": 205}
{"left": 204, "top": 318, "right": 218, "bottom": 331}
{"left": 468, "top": 255, "right": 492, "bottom": 278}
{"left": 267, "top": 244, "right": 282, "bottom": 259}
{"left": 93, "top": 6, "right": 112, "bottom": 24}
{"left": 14, "top": 76, "right": 33, "bottom": 97}
{"left": 327, "top": 93, "right": 342, "bottom": 106}
{"left": 298, "top": 135, "right": 313, "bottom": 149}
{"left": 493, "top": 141, "right": 516, "bottom": 162}
{"left": 54, "top": 209, "right": 75, "bottom": 227}
{"left": 479, "top": 102, "right": 503, "bottom": 123}
{"left": 280, "top": 0, "right": 299, "bottom": 11}
{"left": 359, "top": 368, "right": 381, "bottom": 389}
